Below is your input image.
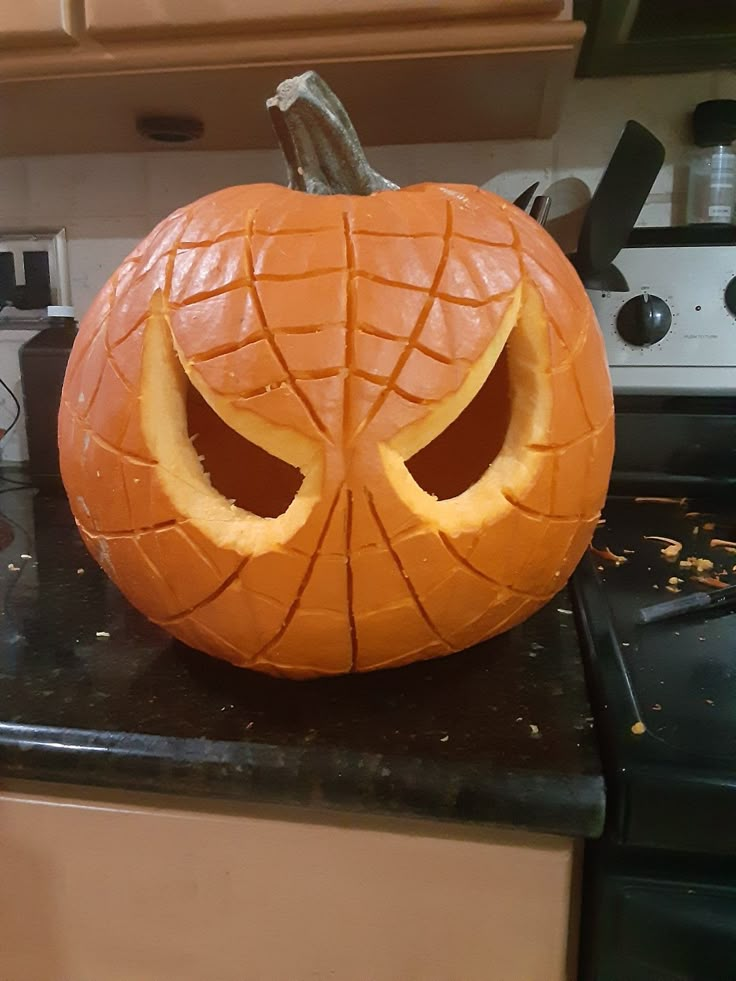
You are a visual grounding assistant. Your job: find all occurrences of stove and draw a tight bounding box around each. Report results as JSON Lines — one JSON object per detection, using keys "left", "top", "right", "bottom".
{"left": 575, "top": 227, "right": 736, "bottom": 981}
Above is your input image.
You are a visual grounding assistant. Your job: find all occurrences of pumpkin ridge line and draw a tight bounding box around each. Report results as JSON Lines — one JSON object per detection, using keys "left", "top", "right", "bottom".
{"left": 569, "top": 358, "right": 596, "bottom": 433}
{"left": 345, "top": 488, "right": 358, "bottom": 672}
{"left": 454, "top": 231, "right": 515, "bottom": 249}
{"left": 457, "top": 232, "right": 521, "bottom": 308}
{"left": 501, "top": 489, "right": 598, "bottom": 525}
{"left": 342, "top": 210, "right": 356, "bottom": 449}
{"left": 291, "top": 366, "right": 345, "bottom": 382}
{"left": 230, "top": 382, "right": 290, "bottom": 404}
{"left": 356, "top": 200, "right": 456, "bottom": 438}
{"left": 63, "top": 310, "right": 110, "bottom": 388}
{"left": 77, "top": 518, "right": 179, "bottom": 540}
{"left": 188, "top": 331, "right": 267, "bottom": 364}
{"left": 253, "top": 225, "right": 339, "bottom": 237}
{"left": 526, "top": 413, "right": 613, "bottom": 452}
{"left": 355, "top": 322, "right": 404, "bottom": 343}
{"left": 391, "top": 383, "right": 432, "bottom": 406}
{"left": 412, "top": 341, "right": 458, "bottom": 367}
{"left": 437, "top": 531, "right": 548, "bottom": 602}
{"left": 176, "top": 278, "right": 252, "bottom": 307}
{"left": 352, "top": 271, "right": 430, "bottom": 296}
{"left": 73, "top": 329, "right": 109, "bottom": 423}
{"left": 352, "top": 229, "right": 443, "bottom": 240}
{"left": 103, "top": 331, "right": 136, "bottom": 396}
{"left": 356, "top": 323, "right": 465, "bottom": 368}
{"left": 65, "top": 271, "right": 120, "bottom": 385}
{"left": 132, "top": 537, "right": 181, "bottom": 609}
{"left": 548, "top": 316, "right": 588, "bottom": 366}
{"left": 254, "top": 266, "right": 345, "bottom": 282}
{"left": 435, "top": 288, "right": 517, "bottom": 309}
{"left": 273, "top": 322, "right": 344, "bottom": 336}
{"left": 118, "top": 456, "right": 136, "bottom": 529}
{"left": 178, "top": 227, "right": 248, "bottom": 249}
{"left": 175, "top": 617, "right": 251, "bottom": 668}
{"left": 177, "top": 525, "right": 231, "bottom": 579}
{"left": 68, "top": 410, "right": 156, "bottom": 467}
{"left": 352, "top": 367, "right": 388, "bottom": 386}
{"left": 245, "top": 215, "right": 332, "bottom": 442}
{"left": 156, "top": 556, "right": 250, "bottom": 626}
{"left": 253, "top": 485, "right": 345, "bottom": 664}
{"left": 365, "top": 490, "right": 452, "bottom": 652}
{"left": 108, "top": 310, "right": 147, "bottom": 351}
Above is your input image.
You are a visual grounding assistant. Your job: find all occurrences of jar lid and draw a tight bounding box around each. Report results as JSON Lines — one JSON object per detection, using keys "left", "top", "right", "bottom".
{"left": 693, "top": 100, "right": 736, "bottom": 148}
{"left": 47, "top": 305, "right": 76, "bottom": 319}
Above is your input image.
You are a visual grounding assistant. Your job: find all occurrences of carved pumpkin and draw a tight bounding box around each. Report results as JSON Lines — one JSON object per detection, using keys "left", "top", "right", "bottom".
{"left": 58, "top": 73, "right": 613, "bottom": 679}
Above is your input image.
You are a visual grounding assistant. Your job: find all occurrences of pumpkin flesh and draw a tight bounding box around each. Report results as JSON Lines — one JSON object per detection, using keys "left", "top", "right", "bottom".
{"left": 59, "top": 182, "right": 613, "bottom": 678}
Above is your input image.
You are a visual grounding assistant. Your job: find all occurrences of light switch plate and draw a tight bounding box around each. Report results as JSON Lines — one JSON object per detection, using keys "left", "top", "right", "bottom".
{"left": 0, "top": 228, "right": 71, "bottom": 320}
{"left": 0, "top": 228, "right": 72, "bottom": 462}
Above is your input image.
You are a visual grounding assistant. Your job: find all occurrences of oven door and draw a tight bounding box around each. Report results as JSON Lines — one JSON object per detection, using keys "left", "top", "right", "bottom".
{"left": 580, "top": 841, "right": 736, "bottom": 981}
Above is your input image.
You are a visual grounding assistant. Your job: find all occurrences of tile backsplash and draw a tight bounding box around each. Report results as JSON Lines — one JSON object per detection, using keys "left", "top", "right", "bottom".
{"left": 0, "top": 68, "right": 733, "bottom": 460}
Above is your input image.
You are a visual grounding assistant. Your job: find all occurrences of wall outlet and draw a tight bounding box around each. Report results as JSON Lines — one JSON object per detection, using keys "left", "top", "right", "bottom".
{"left": 0, "top": 229, "right": 71, "bottom": 316}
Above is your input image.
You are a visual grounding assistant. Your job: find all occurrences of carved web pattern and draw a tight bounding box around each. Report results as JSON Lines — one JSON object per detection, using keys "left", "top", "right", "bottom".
{"left": 60, "top": 185, "right": 612, "bottom": 673}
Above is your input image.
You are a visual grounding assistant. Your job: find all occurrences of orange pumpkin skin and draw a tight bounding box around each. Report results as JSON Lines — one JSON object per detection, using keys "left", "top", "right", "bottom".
{"left": 58, "top": 183, "right": 613, "bottom": 678}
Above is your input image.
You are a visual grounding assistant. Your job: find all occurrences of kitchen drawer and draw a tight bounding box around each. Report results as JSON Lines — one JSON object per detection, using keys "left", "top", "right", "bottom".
{"left": 85, "top": 0, "right": 564, "bottom": 39}
{"left": 0, "top": 786, "right": 580, "bottom": 981}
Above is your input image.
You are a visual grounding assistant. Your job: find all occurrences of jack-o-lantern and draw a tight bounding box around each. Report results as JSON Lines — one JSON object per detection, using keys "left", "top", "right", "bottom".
{"left": 59, "top": 73, "right": 613, "bottom": 679}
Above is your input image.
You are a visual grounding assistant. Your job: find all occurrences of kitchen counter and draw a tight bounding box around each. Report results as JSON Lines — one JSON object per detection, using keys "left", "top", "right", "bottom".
{"left": 0, "top": 486, "right": 604, "bottom": 838}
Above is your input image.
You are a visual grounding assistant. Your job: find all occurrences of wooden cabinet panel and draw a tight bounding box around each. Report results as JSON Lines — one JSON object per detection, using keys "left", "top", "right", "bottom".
{"left": 85, "top": 0, "right": 563, "bottom": 39}
{"left": 0, "top": 2, "right": 582, "bottom": 151}
{"left": 0, "top": 788, "right": 580, "bottom": 981}
{"left": 0, "top": 0, "right": 77, "bottom": 48}
{"left": 0, "top": 35, "right": 582, "bottom": 155}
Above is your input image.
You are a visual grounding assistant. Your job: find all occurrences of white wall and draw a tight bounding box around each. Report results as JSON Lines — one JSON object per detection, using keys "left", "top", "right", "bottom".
{"left": 0, "top": 68, "right": 733, "bottom": 459}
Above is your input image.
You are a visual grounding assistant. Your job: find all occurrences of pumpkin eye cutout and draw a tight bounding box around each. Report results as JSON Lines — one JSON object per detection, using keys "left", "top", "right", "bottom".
{"left": 185, "top": 382, "right": 303, "bottom": 519}
{"left": 405, "top": 347, "right": 511, "bottom": 501}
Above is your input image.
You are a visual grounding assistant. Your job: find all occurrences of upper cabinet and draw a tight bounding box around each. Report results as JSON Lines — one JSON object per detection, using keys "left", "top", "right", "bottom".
{"left": 85, "top": 0, "right": 565, "bottom": 38}
{"left": 0, "top": 0, "right": 76, "bottom": 49}
{"left": 0, "top": 0, "right": 584, "bottom": 154}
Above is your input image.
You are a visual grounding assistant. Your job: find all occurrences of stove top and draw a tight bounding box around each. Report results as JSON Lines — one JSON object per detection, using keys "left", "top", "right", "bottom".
{"left": 574, "top": 494, "right": 736, "bottom": 854}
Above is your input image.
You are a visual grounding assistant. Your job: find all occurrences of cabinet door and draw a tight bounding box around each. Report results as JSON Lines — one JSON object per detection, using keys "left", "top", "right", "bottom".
{"left": 0, "top": 0, "right": 77, "bottom": 48}
{"left": 85, "top": 0, "right": 564, "bottom": 40}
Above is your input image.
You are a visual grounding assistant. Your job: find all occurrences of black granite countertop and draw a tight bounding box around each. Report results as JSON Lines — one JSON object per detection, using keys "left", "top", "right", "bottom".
{"left": 0, "top": 485, "right": 604, "bottom": 837}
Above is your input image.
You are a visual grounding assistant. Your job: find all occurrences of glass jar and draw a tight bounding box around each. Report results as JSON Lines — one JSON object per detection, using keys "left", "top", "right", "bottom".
{"left": 686, "top": 144, "right": 736, "bottom": 224}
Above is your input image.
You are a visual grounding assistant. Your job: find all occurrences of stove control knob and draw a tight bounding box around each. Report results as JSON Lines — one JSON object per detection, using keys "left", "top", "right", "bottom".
{"left": 725, "top": 276, "right": 736, "bottom": 316}
{"left": 616, "top": 293, "right": 672, "bottom": 346}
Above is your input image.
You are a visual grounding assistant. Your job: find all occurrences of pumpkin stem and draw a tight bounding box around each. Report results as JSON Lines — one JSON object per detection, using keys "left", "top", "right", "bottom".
{"left": 267, "top": 71, "right": 398, "bottom": 196}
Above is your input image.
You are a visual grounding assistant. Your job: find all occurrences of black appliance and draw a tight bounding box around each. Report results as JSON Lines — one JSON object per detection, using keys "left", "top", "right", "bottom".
{"left": 576, "top": 227, "right": 736, "bottom": 980}
{"left": 20, "top": 323, "right": 76, "bottom": 490}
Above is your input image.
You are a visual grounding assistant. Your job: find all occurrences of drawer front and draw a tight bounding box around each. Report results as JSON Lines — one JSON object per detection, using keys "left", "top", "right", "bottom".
{"left": 85, "top": 0, "right": 563, "bottom": 39}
